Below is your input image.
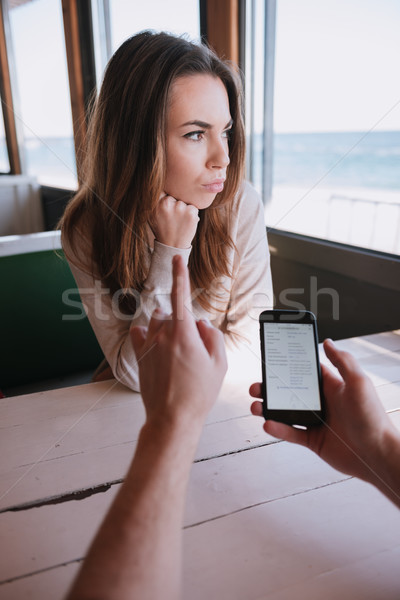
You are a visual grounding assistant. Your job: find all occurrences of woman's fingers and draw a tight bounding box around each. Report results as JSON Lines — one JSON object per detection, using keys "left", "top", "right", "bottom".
{"left": 151, "top": 195, "right": 200, "bottom": 248}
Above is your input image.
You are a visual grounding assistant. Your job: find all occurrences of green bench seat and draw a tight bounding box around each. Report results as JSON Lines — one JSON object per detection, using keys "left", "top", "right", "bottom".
{"left": 0, "top": 232, "right": 103, "bottom": 389}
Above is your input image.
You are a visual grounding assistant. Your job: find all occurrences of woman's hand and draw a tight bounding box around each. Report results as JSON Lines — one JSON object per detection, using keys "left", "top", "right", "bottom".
{"left": 151, "top": 193, "right": 200, "bottom": 249}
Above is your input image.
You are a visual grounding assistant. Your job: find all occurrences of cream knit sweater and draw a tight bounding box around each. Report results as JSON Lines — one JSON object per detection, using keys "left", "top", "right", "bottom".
{"left": 63, "top": 181, "right": 273, "bottom": 391}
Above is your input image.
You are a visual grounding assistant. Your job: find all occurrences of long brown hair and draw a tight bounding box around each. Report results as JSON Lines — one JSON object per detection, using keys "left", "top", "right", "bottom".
{"left": 61, "top": 31, "right": 245, "bottom": 313}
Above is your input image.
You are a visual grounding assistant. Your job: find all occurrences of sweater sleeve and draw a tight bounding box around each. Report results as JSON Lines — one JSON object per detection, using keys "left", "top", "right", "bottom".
{"left": 222, "top": 183, "right": 274, "bottom": 385}
{"left": 63, "top": 237, "right": 191, "bottom": 392}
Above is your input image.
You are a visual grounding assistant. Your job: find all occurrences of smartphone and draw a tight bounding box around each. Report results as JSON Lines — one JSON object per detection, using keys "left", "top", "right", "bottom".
{"left": 259, "top": 309, "right": 325, "bottom": 427}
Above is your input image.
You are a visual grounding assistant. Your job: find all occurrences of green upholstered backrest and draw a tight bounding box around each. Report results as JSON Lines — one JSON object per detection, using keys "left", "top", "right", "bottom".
{"left": 0, "top": 248, "right": 103, "bottom": 389}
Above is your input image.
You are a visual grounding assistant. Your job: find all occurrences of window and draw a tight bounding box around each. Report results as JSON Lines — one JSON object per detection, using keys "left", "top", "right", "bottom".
{"left": 92, "top": 0, "right": 200, "bottom": 83}
{"left": 110, "top": 0, "right": 200, "bottom": 51}
{"left": 7, "top": 0, "right": 77, "bottom": 189}
{"left": 246, "top": 0, "right": 400, "bottom": 255}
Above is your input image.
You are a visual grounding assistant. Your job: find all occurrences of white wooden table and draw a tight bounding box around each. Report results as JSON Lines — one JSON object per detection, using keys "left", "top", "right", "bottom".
{"left": 1, "top": 331, "right": 400, "bottom": 599}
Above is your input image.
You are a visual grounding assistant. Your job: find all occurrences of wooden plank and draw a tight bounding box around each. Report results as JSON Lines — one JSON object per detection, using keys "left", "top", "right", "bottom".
{"left": 319, "top": 330, "right": 400, "bottom": 359}
{"left": 0, "top": 380, "right": 129, "bottom": 428}
{"left": 0, "top": 378, "right": 271, "bottom": 510}
{"left": 185, "top": 442, "right": 348, "bottom": 527}
{"left": 0, "top": 563, "right": 80, "bottom": 600}
{"left": 374, "top": 381, "right": 400, "bottom": 412}
{"left": 182, "top": 478, "right": 400, "bottom": 600}
{"left": 0, "top": 442, "right": 349, "bottom": 583}
{"left": 0, "top": 486, "right": 118, "bottom": 585}
{"left": 5, "top": 403, "right": 399, "bottom": 514}
{"left": 0, "top": 414, "right": 271, "bottom": 512}
{"left": 3, "top": 542, "right": 400, "bottom": 600}
{"left": 1, "top": 475, "right": 399, "bottom": 599}
{"left": 0, "top": 381, "right": 140, "bottom": 510}
{"left": 265, "top": 548, "right": 400, "bottom": 600}
{"left": 0, "top": 389, "right": 142, "bottom": 470}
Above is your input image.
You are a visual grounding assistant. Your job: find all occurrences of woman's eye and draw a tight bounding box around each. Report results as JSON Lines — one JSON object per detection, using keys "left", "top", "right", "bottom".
{"left": 184, "top": 131, "right": 204, "bottom": 142}
{"left": 222, "top": 128, "right": 232, "bottom": 139}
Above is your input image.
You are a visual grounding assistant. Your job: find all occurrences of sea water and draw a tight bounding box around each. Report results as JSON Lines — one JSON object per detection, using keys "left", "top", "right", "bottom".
{"left": 250, "top": 130, "right": 400, "bottom": 191}
{"left": 273, "top": 130, "right": 400, "bottom": 190}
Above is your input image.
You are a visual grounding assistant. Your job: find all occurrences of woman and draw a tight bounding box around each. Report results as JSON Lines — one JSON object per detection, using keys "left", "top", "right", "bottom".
{"left": 61, "top": 30, "right": 273, "bottom": 391}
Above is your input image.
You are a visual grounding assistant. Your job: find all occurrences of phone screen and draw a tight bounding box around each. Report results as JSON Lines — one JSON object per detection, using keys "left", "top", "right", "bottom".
{"left": 262, "top": 322, "right": 322, "bottom": 412}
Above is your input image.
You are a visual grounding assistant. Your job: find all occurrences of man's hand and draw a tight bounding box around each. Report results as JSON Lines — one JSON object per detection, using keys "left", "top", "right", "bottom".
{"left": 150, "top": 193, "right": 200, "bottom": 249}
{"left": 250, "top": 339, "right": 400, "bottom": 493}
{"left": 131, "top": 254, "right": 227, "bottom": 430}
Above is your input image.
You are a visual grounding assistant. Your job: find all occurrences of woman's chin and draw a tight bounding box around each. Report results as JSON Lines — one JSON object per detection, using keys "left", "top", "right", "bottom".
{"left": 191, "top": 195, "right": 217, "bottom": 210}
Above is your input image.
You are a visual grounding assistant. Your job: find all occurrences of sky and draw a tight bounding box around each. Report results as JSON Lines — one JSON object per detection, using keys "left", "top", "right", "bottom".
{"left": 109, "top": 0, "right": 200, "bottom": 54}
{"left": 273, "top": 0, "right": 400, "bottom": 132}
{"left": 6, "top": 0, "right": 400, "bottom": 138}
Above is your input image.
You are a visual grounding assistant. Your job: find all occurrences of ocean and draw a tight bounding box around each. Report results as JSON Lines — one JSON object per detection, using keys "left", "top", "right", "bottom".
{"left": 0, "top": 130, "right": 399, "bottom": 192}
{"left": 256, "top": 130, "right": 400, "bottom": 191}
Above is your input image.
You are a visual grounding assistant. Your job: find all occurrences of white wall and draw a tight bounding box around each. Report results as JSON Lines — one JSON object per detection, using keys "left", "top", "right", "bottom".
{"left": 0, "top": 175, "right": 44, "bottom": 235}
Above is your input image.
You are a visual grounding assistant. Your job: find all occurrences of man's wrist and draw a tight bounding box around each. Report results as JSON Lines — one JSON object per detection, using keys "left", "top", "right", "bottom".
{"left": 369, "top": 424, "right": 400, "bottom": 498}
{"left": 139, "top": 412, "right": 204, "bottom": 455}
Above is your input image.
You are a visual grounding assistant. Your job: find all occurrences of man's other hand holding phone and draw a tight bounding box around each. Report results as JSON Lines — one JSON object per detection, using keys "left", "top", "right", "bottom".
{"left": 250, "top": 338, "right": 400, "bottom": 509}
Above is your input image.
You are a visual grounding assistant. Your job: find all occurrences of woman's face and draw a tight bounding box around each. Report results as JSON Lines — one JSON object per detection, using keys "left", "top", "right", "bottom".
{"left": 164, "top": 74, "right": 232, "bottom": 210}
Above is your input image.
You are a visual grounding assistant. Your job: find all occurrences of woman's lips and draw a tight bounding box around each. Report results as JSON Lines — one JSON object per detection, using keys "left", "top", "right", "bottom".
{"left": 202, "top": 180, "right": 225, "bottom": 193}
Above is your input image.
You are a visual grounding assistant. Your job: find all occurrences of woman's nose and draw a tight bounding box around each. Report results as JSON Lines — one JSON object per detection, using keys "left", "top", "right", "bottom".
{"left": 207, "top": 139, "right": 230, "bottom": 169}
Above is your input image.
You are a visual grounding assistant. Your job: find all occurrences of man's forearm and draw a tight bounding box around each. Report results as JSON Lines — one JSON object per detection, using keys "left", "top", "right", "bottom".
{"left": 66, "top": 418, "right": 202, "bottom": 600}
